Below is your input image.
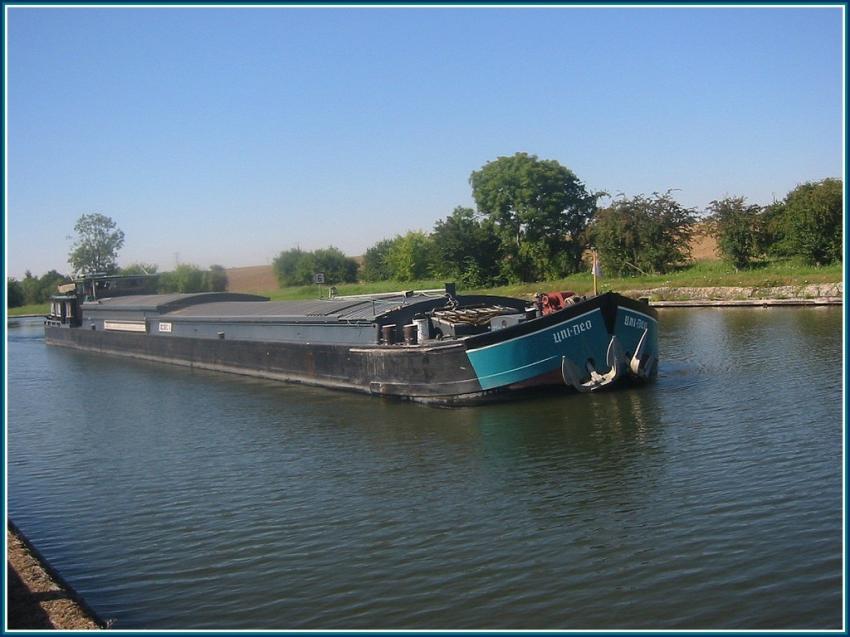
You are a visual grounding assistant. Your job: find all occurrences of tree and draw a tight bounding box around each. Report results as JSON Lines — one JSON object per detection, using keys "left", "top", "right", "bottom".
{"left": 760, "top": 200, "right": 789, "bottom": 258}
{"left": 273, "top": 247, "right": 358, "bottom": 286}
{"left": 591, "top": 192, "right": 696, "bottom": 276}
{"left": 204, "top": 265, "right": 228, "bottom": 292}
{"left": 7, "top": 278, "right": 24, "bottom": 308}
{"left": 159, "top": 264, "right": 205, "bottom": 293}
{"left": 384, "top": 231, "right": 437, "bottom": 281}
{"left": 68, "top": 213, "right": 125, "bottom": 276}
{"left": 273, "top": 248, "right": 308, "bottom": 287}
{"left": 20, "top": 270, "right": 68, "bottom": 305}
{"left": 470, "top": 152, "right": 597, "bottom": 282}
{"left": 779, "top": 179, "right": 842, "bottom": 265}
{"left": 431, "top": 206, "right": 502, "bottom": 287}
{"left": 362, "top": 239, "right": 395, "bottom": 282}
{"left": 120, "top": 262, "right": 158, "bottom": 275}
{"left": 706, "top": 197, "right": 765, "bottom": 269}
{"left": 311, "top": 247, "right": 358, "bottom": 284}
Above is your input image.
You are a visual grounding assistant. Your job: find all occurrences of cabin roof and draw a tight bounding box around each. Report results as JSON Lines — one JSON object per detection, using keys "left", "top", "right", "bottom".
{"left": 80, "top": 291, "right": 531, "bottom": 324}
{"left": 81, "top": 292, "right": 270, "bottom": 313}
{"left": 165, "top": 295, "right": 439, "bottom": 321}
{"left": 80, "top": 291, "right": 447, "bottom": 322}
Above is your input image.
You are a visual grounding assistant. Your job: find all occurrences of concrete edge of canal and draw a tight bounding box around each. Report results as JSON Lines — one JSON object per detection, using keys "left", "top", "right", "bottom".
{"left": 7, "top": 520, "right": 107, "bottom": 630}
{"left": 649, "top": 296, "right": 843, "bottom": 308}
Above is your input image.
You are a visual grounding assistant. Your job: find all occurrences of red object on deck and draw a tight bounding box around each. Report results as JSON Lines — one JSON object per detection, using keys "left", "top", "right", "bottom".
{"left": 540, "top": 291, "right": 575, "bottom": 315}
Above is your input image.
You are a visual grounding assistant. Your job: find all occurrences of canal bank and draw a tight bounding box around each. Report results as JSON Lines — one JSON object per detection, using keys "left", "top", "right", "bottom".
{"left": 622, "top": 282, "right": 842, "bottom": 305}
{"left": 7, "top": 521, "right": 104, "bottom": 630}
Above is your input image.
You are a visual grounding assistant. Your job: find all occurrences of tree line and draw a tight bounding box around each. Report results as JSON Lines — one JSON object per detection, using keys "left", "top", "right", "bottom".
{"left": 7, "top": 211, "right": 231, "bottom": 308}
{"left": 7, "top": 263, "right": 230, "bottom": 308}
{"left": 8, "top": 154, "right": 843, "bottom": 308}
{"left": 272, "top": 153, "right": 842, "bottom": 287}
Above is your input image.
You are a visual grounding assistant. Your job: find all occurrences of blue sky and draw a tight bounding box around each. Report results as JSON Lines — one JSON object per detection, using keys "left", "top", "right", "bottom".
{"left": 5, "top": 5, "right": 844, "bottom": 279}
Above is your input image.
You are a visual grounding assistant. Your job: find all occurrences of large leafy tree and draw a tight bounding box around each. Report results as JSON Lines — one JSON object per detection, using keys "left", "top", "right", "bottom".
{"left": 469, "top": 152, "right": 597, "bottom": 282}
{"left": 68, "top": 213, "right": 125, "bottom": 275}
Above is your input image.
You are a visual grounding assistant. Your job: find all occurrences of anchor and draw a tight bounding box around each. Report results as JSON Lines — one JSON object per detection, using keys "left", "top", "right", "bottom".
{"left": 561, "top": 335, "right": 625, "bottom": 393}
{"left": 628, "top": 328, "right": 657, "bottom": 381}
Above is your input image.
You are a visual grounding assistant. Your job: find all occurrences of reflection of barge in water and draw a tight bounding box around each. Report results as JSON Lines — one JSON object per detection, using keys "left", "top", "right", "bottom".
{"left": 45, "top": 276, "right": 658, "bottom": 405}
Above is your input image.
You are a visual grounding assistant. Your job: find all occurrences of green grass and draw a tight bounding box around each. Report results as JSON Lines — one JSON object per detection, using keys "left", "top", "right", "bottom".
{"left": 252, "top": 259, "right": 842, "bottom": 301}
{"left": 7, "top": 303, "right": 48, "bottom": 317}
{"left": 475, "top": 259, "right": 843, "bottom": 298}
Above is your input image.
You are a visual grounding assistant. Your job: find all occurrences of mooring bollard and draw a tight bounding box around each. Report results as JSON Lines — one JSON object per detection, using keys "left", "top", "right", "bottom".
{"left": 381, "top": 324, "right": 396, "bottom": 344}
{"left": 403, "top": 324, "right": 417, "bottom": 345}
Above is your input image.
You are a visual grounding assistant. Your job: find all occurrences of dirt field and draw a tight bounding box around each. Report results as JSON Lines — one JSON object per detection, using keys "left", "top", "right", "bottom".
{"left": 690, "top": 228, "right": 718, "bottom": 260}
{"left": 225, "top": 265, "right": 279, "bottom": 293}
{"left": 224, "top": 234, "right": 719, "bottom": 294}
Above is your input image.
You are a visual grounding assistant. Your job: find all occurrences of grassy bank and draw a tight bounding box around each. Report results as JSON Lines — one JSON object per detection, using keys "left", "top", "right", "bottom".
{"left": 256, "top": 259, "right": 842, "bottom": 301}
{"left": 480, "top": 259, "right": 843, "bottom": 299}
{"left": 7, "top": 303, "right": 48, "bottom": 317}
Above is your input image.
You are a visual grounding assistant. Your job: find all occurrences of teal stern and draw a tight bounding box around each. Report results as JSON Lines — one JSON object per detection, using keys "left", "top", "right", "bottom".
{"left": 465, "top": 308, "right": 612, "bottom": 391}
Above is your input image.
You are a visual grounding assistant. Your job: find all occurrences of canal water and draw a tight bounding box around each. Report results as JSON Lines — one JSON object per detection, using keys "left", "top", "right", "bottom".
{"left": 6, "top": 308, "right": 843, "bottom": 629}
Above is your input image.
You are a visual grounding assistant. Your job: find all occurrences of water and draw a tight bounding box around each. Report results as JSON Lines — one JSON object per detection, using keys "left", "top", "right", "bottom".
{"left": 6, "top": 308, "right": 843, "bottom": 629}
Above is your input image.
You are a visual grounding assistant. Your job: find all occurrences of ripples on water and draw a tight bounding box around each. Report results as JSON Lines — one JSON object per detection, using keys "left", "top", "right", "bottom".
{"left": 6, "top": 308, "right": 843, "bottom": 629}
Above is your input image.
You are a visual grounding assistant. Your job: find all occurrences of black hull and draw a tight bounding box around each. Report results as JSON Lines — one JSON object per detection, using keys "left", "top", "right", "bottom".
{"left": 44, "top": 326, "right": 498, "bottom": 405}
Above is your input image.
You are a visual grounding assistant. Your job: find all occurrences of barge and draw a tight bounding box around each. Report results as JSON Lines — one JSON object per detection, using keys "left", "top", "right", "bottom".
{"left": 44, "top": 275, "right": 658, "bottom": 405}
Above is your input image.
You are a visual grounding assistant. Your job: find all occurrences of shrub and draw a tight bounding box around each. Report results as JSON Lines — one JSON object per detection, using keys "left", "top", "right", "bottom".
{"left": 432, "top": 207, "right": 503, "bottom": 287}
{"left": 590, "top": 191, "right": 696, "bottom": 276}
{"left": 311, "top": 247, "right": 358, "bottom": 284}
{"left": 20, "top": 270, "right": 69, "bottom": 305}
{"left": 120, "top": 262, "right": 158, "bottom": 275}
{"left": 273, "top": 247, "right": 358, "bottom": 286}
{"left": 159, "top": 264, "right": 205, "bottom": 293}
{"left": 706, "top": 197, "right": 765, "bottom": 269}
{"left": 384, "top": 231, "right": 437, "bottom": 282}
{"left": 272, "top": 248, "right": 308, "bottom": 287}
{"left": 779, "top": 178, "right": 842, "bottom": 265}
{"left": 362, "top": 239, "right": 395, "bottom": 282}
{"left": 204, "top": 264, "right": 228, "bottom": 292}
{"left": 7, "top": 278, "right": 24, "bottom": 308}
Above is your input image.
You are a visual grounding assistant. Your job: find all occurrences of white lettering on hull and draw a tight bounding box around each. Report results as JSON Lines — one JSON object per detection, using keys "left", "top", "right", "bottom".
{"left": 552, "top": 319, "right": 592, "bottom": 344}
{"left": 624, "top": 315, "right": 649, "bottom": 330}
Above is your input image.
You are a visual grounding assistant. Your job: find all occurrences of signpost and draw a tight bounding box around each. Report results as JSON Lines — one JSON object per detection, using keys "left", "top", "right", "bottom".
{"left": 313, "top": 273, "right": 325, "bottom": 298}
